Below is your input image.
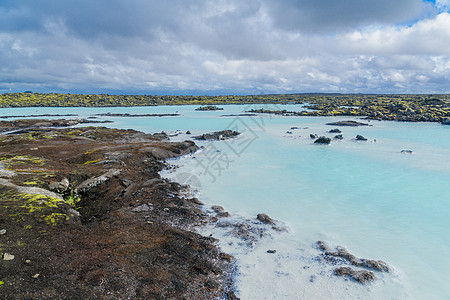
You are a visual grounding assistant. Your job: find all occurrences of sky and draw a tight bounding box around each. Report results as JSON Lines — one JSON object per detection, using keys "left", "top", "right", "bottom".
{"left": 0, "top": 0, "right": 449, "bottom": 95}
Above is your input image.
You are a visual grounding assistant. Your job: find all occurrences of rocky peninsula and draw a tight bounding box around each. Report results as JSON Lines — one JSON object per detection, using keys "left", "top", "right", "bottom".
{"left": 0, "top": 119, "right": 236, "bottom": 299}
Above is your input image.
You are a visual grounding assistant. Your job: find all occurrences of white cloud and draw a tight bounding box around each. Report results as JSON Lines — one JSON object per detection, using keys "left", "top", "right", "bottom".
{"left": 338, "top": 13, "right": 450, "bottom": 55}
{"left": 0, "top": 1, "right": 449, "bottom": 94}
{"left": 436, "top": 0, "right": 450, "bottom": 11}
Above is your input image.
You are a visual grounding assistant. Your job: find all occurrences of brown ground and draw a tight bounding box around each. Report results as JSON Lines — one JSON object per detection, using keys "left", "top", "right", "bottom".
{"left": 0, "top": 119, "right": 235, "bottom": 299}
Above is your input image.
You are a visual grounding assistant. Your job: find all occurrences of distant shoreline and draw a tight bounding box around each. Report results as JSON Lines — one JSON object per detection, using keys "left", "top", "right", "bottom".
{"left": 1, "top": 92, "right": 449, "bottom": 124}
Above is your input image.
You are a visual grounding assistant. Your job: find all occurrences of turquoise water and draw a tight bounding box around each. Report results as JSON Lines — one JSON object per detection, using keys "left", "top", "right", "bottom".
{"left": 1, "top": 105, "right": 449, "bottom": 299}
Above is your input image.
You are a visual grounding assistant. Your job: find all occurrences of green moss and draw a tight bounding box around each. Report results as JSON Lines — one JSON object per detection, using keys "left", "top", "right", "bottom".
{"left": 22, "top": 181, "right": 38, "bottom": 186}
{"left": 64, "top": 190, "right": 81, "bottom": 209}
{"left": 43, "top": 213, "right": 70, "bottom": 225}
{"left": 84, "top": 149, "right": 99, "bottom": 155}
{"left": 0, "top": 281, "right": 4, "bottom": 288}
{"left": 19, "top": 193, "right": 64, "bottom": 213}
{"left": 66, "top": 130, "right": 83, "bottom": 135}
{"left": 82, "top": 159, "right": 101, "bottom": 165}
{"left": 0, "top": 190, "right": 71, "bottom": 226}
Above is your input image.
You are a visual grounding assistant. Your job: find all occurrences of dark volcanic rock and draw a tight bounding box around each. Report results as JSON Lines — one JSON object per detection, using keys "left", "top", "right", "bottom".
{"left": 355, "top": 135, "right": 368, "bottom": 141}
{"left": 328, "top": 128, "right": 342, "bottom": 133}
{"left": 226, "top": 291, "right": 241, "bottom": 300}
{"left": 334, "top": 267, "right": 376, "bottom": 283}
{"left": 326, "top": 120, "right": 369, "bottom": 126}
{"left": 216, "top": 221, "right": 266, "bottom": 247}
{"left": 195, "top": 105, "right": 224, "bottom": 111}
{"left": 401, "top": 150, "right": 413, "bottom": 154}
{"left": 316, "top": 241, "right": 390, "bottom": 272}
{"left": 193, "top": 130, "right": 240, "bottom": 141}
{"left": 211, "top": 205, "right": 230, "bottom": 218}
{"left": 442, "top": 118, "right": 450, "bottom": 125}
{"left": 334, "top": 134, "right": 343, "bottom": 140}
{"left": 257, "top": 213, "right": 275, "bottom": 225}
{"left": 314, "top": 136, "right": 331, "bottom": 144}
{"left": 310, "top": 134, "right": 318, "bottom": 139}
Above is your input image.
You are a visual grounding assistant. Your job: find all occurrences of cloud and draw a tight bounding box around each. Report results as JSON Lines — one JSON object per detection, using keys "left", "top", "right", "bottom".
{"left": 264, "top": 0, "right": 432, "bottom": 33}
{"left": 0, "top": 0, "right": 449, "bottom": 94}
{"left": 337, "top": 13, "right": 450, "bottom": 55}
{"left": 436, "top": 0, "right": 450, "bottom": 11}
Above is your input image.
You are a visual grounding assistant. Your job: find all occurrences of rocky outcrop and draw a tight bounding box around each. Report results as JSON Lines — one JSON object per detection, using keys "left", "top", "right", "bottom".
{"left": 316, "top": 241, "right": 390, "bottom": 272}
{"left": 212, "top": 205, "right": 230, "bottom": 218}
{"left": 355, "top": 135, "right": 368, "bottom": 141}
{"left": 195, "top": 105, "right": 224, "bottom": 111}
{"left": 74, "top": 169, "right": 122, "bottom": 194}
{"left": 314, "top": 136, "right": 331, "bottom": 144}
{"left": 334, "top": 267, "right": 375, "bottom": 283}
{"left": 326, "top": 121, "right": 369, "bottom": 126}
{"left": 316, "top": 241, "right": 390, "bottom": 284}
{"left": 256, "top": 213, "right": 275, "bottom": 225}
{"left": 328, "top": 128, "right": 342, "bottom": 133}
{"left": 193, "top": 130, "right": 240, "bottom": 141}
{"left": 0, "top": 119, "right": 235, "bottom": 299}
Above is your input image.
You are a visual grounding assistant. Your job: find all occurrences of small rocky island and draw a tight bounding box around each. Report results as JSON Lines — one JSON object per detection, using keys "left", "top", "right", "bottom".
{"left": 195, "top": 105, "right": 224, "bottom": 111}
{"left": 0, "top": 119, "right": 236, "bottom": 299}
{"left": 193, "top": 130, "right": 241, "bottom": 141}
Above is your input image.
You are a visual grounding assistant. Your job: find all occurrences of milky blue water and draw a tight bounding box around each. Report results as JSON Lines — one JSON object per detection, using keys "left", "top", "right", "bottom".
{"left": 1, "top": 105, "right": 449, "bottom": 299}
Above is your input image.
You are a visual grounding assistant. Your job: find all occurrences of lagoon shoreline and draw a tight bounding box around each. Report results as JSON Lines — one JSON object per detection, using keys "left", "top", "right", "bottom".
{"left": 0, "top": 119, "right": 239, "bottom": 299}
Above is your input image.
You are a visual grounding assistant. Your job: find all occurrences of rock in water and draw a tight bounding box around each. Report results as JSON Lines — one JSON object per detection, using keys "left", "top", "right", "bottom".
{"left": 355, "top": 135, "right": 367, "bottom": 141}
{"left": 211, "top": 205, "right": 230, "bottom": 218}
{"left": 334, "top": 267, "right": 375, "bottom": 283}
{"left": 326, "top": 120, "right": 369, "bottom": 126}
{"left": 193, "top": 130, "right": 240, "bottom": 141}
{"left": 314, "top": 136, "right": 331, "bottom": 144}
{"left": 316, "top": 241, "right": 390, "bottom": 272}
{"left": 226, "top": 291, "right": 240, "bottom": 300}
{"left": 256, "top": 213, "right": 275, "bottom": 225}
{"left": 195, "top": 105, "right": 224, "bottom": 111}
{"left": 328, "top": 128, "right": 341, "bottom": 133}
